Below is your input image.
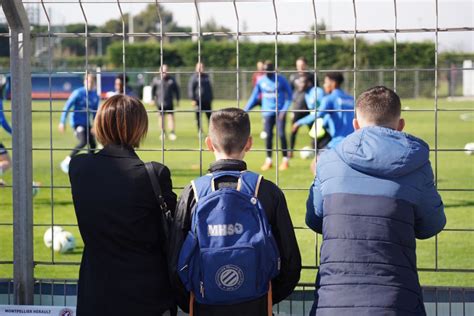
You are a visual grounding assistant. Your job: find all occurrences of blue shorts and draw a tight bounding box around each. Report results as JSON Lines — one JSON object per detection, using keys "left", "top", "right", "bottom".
{"left": 0, "top": 143, "right": 7, "bottom": 155}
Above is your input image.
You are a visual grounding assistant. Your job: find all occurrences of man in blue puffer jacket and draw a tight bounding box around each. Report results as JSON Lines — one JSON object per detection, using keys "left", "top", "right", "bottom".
{"left": 306, "top": 86, "right": 446, "bottom": 316}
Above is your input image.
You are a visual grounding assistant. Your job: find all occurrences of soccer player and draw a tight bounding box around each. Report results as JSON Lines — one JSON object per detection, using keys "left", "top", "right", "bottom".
{"left": 0, "top": 96, "right": 12, "bottom": 186}
{"left": 291, "top": 80, "right": 331, "bottom": 149}
{"left": 106, "top": 74, "right": 136, "bottom": 98}
{"left": 305, "top": 72, "right": 354, "bottom": 149}
{"left": 152, "top": 64, "right": 180, "bottom": 141}
{"left": 188, "top": 62, "right": 213, "bottom": 133}
{"left": 245, "top": 60, "right": 293, "bottom": 171}
{"left": 58, "top": 74, "right": 99, "bottom": 174}
{"left": 0, "top": 94, "right": 40, "bottom": 194}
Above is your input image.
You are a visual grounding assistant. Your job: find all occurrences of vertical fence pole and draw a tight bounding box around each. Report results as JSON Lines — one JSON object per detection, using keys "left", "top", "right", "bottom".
{"left": 2, "top": 0, "right": 34, "bottom": 305}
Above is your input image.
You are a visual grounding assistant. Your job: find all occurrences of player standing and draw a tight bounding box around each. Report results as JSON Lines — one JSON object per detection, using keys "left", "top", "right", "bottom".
{"left": 152, "top": 64, "right": 180, "bottom": 141}
{"left": 188, "top": 62, "right": 213, "bottom": 133}
{"left": 245, "top": 60, "right": 293, "bottom": 171}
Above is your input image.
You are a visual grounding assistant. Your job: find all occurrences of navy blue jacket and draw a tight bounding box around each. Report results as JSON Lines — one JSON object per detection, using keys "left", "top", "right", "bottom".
{"left": 306, "top": 126, "right": 446, "bottom": 316}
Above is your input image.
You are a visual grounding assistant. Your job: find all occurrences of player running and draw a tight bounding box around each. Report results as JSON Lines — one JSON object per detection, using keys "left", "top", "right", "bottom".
{"left": 245, "top": 60, "right": 293, "bottom": 171}
{"left": 0, "top": 91, "right": 40, "bottom": 195}
{"left": 58, "top": 74, "right": 99, "bottom": 174}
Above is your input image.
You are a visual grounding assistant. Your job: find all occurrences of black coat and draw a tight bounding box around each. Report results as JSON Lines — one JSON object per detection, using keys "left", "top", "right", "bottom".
{"left": 168, "top": 159, "right": 302, "bottom": 316}
{"left": 69, "top": 145, "right": 177, "bottom": 316}
{"left": 187, "top": 73, "right": 213, "bottom": 105}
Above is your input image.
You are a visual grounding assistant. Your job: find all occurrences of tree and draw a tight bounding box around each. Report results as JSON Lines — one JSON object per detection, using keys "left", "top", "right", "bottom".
{"left": 201, "top": 17, "right": 232, "bottom": 41}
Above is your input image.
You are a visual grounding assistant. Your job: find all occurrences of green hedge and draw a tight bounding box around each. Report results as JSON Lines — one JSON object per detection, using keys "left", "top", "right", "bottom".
{"left": 107, "top": 39, "right": 436, "bottom": 69}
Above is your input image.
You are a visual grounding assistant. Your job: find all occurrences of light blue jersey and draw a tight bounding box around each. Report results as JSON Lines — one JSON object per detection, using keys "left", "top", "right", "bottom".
{"left": 295, "top": 86, "right": 325, "bottom": 127}
{"left": 318, "top": 88, "right": 355, "bottom": 148}
{"left": 244, "top": 75, "right": 292, "bottom": 117}
{"left": 60, "top": 87, "right": 99, "bottom": 128}
{"left": 0, "top": 99, "right": 12, "bottom": 135}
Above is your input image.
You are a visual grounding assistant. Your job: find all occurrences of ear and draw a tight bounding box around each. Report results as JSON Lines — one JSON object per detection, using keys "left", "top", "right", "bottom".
{"left": 205, "top": 136, "right": 215, "bottom": 152}
{"left": 397, "top": 118, "right": 405, "bottom": 132}
{"left": 353, "top": 118, "right": 361, "bottom": 130}
{"left": 244, "top": 136, "right": 253, "bottom": 152}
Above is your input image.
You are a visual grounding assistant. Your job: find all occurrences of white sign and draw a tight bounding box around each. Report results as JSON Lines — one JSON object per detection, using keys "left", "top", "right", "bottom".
{"left": 0, "top": 305, "right": 75, "bottom": 316}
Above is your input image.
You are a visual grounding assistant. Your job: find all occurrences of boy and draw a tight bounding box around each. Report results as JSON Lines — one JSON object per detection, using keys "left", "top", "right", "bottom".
{"left": 169, "top": 108, "right": 301, "bottom": 315}
{"left": 306, "top": 86, "right": 446, "bottom": 315}
{"left": 58, "top": 74, "right": 99, "bottom": 174}
{"left": 152, "top": 64, "right": 180, "bottom": 141}
{"left": 245, "top": 61, "right": 293, "bottom": 171}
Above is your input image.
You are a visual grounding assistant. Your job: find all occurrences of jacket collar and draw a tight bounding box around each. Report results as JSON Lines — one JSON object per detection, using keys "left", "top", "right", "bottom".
{"left": 209, "top": 159, "right": 247, "bottom": 173}
{"left": 98, "top": 144, "right": 139, "bottom": 159}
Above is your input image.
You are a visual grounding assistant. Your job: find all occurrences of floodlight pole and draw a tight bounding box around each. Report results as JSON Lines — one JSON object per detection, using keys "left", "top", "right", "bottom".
{"left": 1, "top": 0, "right": 34, "bottom": 305}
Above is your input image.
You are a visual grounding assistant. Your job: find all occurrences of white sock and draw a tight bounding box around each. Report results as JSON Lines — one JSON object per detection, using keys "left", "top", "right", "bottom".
{"left": 282, "top": 157, "right": 289, "bottom": 162}
{"left": 63, "top": 156, "right": 71, "bottom": 164}
{"left": 265, "top": 157, "right": 272, "bottom": 164}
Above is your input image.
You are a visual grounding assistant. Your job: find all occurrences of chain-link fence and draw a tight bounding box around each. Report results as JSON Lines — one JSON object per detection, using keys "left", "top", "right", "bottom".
{"left": 0, "top": 0, "right": 473, "bottom": 314}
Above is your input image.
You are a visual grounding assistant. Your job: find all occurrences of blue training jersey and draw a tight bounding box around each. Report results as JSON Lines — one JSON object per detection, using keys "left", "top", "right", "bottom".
{"left": 244, "top": 75, "right": 292, "bottom": 117}
{"left": 318, "top": 88, "right": 355, "bottom": 148}
{"left": 60, "top": 87, "right": 99, "bottom": 128}
{"left": 295, "top": 86, "right": 325, "bottom": 127}
{"left": 0, "top": 99, "right": 12, "bottom": 136}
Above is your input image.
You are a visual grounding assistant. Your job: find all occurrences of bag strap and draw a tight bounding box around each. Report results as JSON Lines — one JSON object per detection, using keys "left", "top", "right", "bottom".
{"left": 145, "top": 162, "right": 172, "bottom": 246}
{"left": 238, "top": 171, "right": 263, "bottom": 198}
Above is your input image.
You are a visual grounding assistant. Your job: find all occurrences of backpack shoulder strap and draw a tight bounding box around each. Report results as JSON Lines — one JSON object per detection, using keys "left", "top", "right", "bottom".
{"left": 238, "top": 171, "right": 263, "bottom": 197}
{"left": 191, "top": 174, "right": 213, "bottom": 202}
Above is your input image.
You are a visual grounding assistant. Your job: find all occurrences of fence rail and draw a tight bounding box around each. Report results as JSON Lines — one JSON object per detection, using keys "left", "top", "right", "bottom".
{"left": 0, "top": 0, "right": 473, "bottom": 310}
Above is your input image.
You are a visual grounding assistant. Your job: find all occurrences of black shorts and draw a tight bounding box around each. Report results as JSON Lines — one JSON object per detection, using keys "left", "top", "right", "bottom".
{"left": 0, "top": 143, "right": 7, "bottom": 155}
{"left": 156, "top": 103, "right": 174, "bottom": 112}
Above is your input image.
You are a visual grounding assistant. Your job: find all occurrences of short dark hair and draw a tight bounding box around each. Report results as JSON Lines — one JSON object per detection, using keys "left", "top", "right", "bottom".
{"left": 356, "top": 86, "right": 401, "bottom": 125}
{"left": 264, "top": 60, "right": 275, "bottom": 72}
{"left": 116, "top": 74, "right": 129, "bottom": 84}
{"left": 209, "top": 108, "right": 251, "bottom": 155}
{"left": 95, "top": 95, "right": 148, "bottom": 148}
{"left": 296, "top": 56, "right": 307, "bottom": 64}
{"left": 325, "top": 72, "right": 344, "bottom": 86}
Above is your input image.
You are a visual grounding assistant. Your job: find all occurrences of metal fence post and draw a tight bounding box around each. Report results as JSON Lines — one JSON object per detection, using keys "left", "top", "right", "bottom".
{"left": 1, "top": 0, "right": 34, "bottom": 305}
{"left": 414, "top": 70, "right": 420, "bottom": 99}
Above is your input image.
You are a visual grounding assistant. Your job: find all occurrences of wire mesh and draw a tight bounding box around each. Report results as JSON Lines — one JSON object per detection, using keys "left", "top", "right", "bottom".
{"left": 0, "top": 0, "right": 473, "bottom": 311}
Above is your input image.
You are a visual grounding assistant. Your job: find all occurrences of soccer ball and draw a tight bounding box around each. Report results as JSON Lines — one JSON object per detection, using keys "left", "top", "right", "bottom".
{"left": 44, "top": 227, "right": 76, "bottom": 253}
{"left": 300, "top": 146, "right": 316, "bottom": 160}
{"left": 32, "top": 182, "right": 40, "bottom": 197}
{"left": 43, "top": 226, "right": 64, "bottom": 249}
{"left": 465, "top": 143, "right": 474, "bottom": 156}
{"left": 53, "top": 231, "right": 76, "bottom": 253}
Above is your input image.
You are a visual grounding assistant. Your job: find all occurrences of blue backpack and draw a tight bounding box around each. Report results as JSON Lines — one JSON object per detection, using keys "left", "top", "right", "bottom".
{"left": 178, "top": 171, "right": 281, "bottom": 306}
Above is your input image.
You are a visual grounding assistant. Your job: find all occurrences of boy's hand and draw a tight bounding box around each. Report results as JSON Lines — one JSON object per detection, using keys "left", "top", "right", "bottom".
{"left": 192, "top": 100, "right": 197, "bottom": 107}
{"left": 58, "top": 123, "right": 65, "bottom": 133}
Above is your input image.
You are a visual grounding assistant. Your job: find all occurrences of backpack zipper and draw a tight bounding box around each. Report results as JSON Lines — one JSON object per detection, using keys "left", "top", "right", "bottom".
{"left": 200, "top": 281, "right": 205, "bottom": 298}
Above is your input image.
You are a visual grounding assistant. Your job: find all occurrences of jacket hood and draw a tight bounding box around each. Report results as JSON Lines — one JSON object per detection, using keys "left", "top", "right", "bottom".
{"left": 335, "top": 126, "right": 429, "bottom": 178}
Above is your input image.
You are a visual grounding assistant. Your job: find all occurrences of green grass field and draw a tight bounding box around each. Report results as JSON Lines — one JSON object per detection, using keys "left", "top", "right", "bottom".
{"left": 0, "top": 98, "right": 473, "bottom": 287}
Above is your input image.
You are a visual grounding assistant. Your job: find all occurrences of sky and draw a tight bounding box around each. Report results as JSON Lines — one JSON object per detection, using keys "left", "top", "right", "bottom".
{"left": 8, "top": 0, "right": 474, "bottom": 52}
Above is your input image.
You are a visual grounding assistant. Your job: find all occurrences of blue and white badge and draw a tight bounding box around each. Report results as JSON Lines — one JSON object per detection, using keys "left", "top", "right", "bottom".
{"left": 215, "top": 265, "right": 244, "bottom": 291}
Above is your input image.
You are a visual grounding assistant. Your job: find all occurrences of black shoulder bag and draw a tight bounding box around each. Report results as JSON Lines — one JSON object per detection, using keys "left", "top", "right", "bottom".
{"left": 145, "top": 162, "right": 173, "bottom": 255}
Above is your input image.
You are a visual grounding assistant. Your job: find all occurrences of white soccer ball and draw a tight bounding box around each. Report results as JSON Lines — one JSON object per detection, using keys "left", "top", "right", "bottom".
{"left": 43, "top": 226, "right": 64, "bottom": 249}
{"left": 300, "top": 146, "right": 316, "bottom": 160}
{"left": 53, "top": 231, "right": 76, "bottom": 254}
{"left": 464, "top": 143, "right": 474, "bottom": 156}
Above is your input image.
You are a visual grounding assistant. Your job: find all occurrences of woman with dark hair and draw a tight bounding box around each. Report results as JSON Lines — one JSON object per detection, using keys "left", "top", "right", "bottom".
{"left": 69, "top": 95, "right": 177, "bottom": 316}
